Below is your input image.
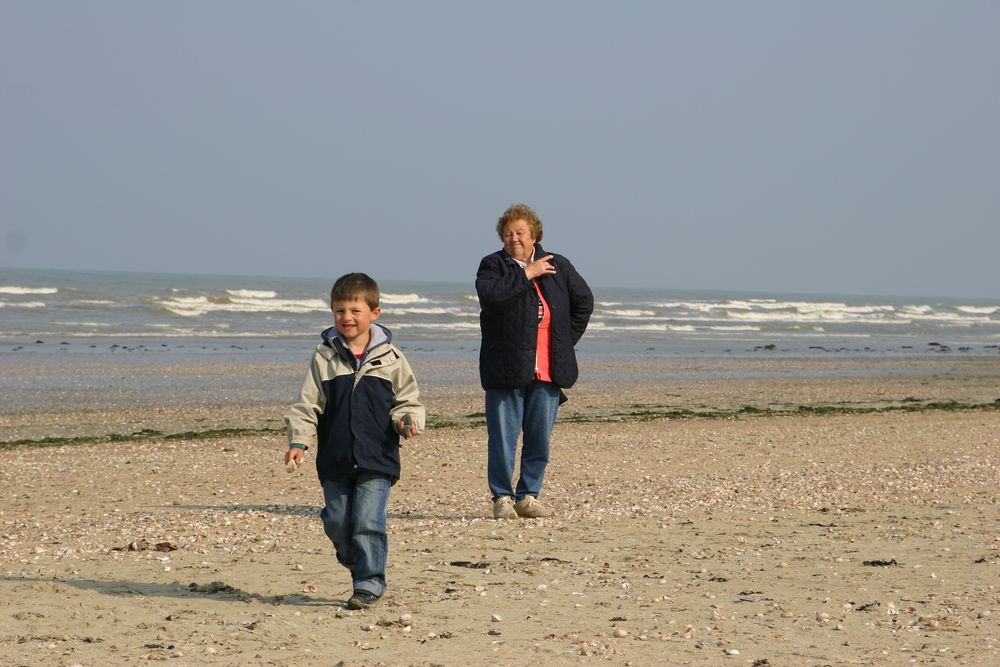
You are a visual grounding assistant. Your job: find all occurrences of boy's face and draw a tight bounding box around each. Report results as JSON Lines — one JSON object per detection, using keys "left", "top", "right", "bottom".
{"left": 332, "top": 296, "right": 380, "bottom": 347}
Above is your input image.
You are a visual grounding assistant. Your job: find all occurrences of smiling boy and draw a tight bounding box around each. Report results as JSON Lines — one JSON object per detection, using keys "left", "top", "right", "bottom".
{"left": 284, "top": 272, "right": 424, "bottom": 609}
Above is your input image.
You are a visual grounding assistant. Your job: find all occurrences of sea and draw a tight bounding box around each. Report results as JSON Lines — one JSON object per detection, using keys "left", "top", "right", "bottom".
{"left": 2, "top": 267, "right": 998, "bottom": 355}
{"left": 2, "top": 266, "right": 999, "bottom": 412}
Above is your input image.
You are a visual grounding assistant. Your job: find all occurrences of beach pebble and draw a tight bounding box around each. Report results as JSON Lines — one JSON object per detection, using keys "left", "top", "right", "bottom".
{"left": 724, "top": 648, "right": 740, "bottom": 655}
{"left": 491, "top": 614, "right": 502, "bottom": 622}
{"left": 614, "top": 628, "right": 629, "bottom": 638}
{"left": 816, "top": 612, "right": 832, "bottom": 622}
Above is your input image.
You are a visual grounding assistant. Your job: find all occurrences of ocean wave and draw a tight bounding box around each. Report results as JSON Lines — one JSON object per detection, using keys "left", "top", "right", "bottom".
{"left": 49, "top": 320, "right": 119, "bottom": 328}
{"left": 391, "top": 322, "right": 480, "bottom": 330}
{"left": 649, "top": 299, "right": 899, "bottom": 316}
{"left": 0, "top": 300, "right": 46, "bottom": 309}
{"left": 957, "top": 306, "right": 998, "bottom": 315}
{"left": 157, "top": 295, "right": 328, "bottom": 317}
{"left": 0, "top": 286, "right": 58, "bottom": 295}
{"left": 381, "top": 292, "right": 429, "bottom": 304}
{"left": 8, "top": 329, "right": 308, "bottom": 338}
{"left": 752, "top": 301, "right": 895, "bottom": 314}
{"left": 900, "top": 311, "right": 993, "bottom": 323}
{"left": 598, "top": 309, "right": 657, "bottom": 318}
{"left": 226, "top": 289, "right": 277, "bottom": 299}
{"left": 592, "top": 323, "right": 698, "bottom": 332}
{"left": 387, "top": 307, "right": 478, "bottom": 316}
{"left": 723, "top": 310, "right": 903, "bottom": 324}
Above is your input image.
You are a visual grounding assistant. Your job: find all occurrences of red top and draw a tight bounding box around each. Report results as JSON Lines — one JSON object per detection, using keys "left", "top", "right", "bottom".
{"left": 533, "top": 281, "right": 552, "bottom": 382}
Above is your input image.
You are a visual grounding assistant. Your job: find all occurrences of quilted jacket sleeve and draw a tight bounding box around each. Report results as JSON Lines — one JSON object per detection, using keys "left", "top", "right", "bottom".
{"left": 283, "top": 353, "right": 326, "bottom": 448}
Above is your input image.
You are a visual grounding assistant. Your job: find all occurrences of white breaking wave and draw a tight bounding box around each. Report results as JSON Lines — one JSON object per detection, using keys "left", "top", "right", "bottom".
{"left": 391, "top": 321, "right": 480, "bottom": 330}
{"left": 226, "top": 289, "right": 277, "bottom": 299}
{"left": 599, "top": 309, "right": 657, "bottom": 318}
{"left": 159, "top": 295, "right": 328, "bottom": 317}
{"left": 51, "top": 321, "right": 118, "bottom": 328}
{"left": 594, "top": 323, "right": 697, "bottom": 332}
{"left": 750, "top": 301, "right": 895, "bottom": 314}
{"left": 899, "top": 311, "right": 992, "bottom": 323}
{"left": 0, "top": 300, "right": 45, "bottom": 309}
{"left": 0, "top": 286, "right": 58, "bottom": 295}
{"left": 957, "top": 306, "right": 998, "bottom": 315}
{"left": 651, "top": 299, "right": 898, "bottom": 317}
{"left": 724, "top": 309, "right": 901, "bottom": 324}
{"left": 387, "top": 307, "right": 477, "bottom": 316}
{"left": 381, "top": 292, "right": 429, "bottom": 304}
{"left": 29, "top": 328, "right": 307, "bottom": 338}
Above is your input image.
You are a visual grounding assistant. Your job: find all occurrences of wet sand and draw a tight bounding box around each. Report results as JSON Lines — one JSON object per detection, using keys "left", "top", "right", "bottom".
{"left": 1, "top": 358, "right": 999, "bottom": 666}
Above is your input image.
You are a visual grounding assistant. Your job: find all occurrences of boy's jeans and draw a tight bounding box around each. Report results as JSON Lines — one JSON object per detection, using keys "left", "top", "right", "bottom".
{"left": 320, "top": 472, "right": 391, "bottom": 597}
{"left": 485, "top": 381, "right": 560, "bottom": 502}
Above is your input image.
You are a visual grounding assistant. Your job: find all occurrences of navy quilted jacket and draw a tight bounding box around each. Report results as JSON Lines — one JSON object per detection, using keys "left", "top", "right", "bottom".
{"left": 476, "top": 244, "right": 594, "bottom": 390}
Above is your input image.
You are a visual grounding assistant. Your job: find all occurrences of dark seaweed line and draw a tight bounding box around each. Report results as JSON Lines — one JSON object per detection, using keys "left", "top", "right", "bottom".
{"left": 3, "top": 399, "right": 999, "bottom": 449}
{"left": 559, "top": 398, "right": 1000, "bottom": 424}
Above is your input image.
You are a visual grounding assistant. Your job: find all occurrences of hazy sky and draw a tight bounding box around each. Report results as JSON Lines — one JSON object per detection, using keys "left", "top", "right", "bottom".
{"left": 2, "top": 2, "right": 997, "bottom": 298}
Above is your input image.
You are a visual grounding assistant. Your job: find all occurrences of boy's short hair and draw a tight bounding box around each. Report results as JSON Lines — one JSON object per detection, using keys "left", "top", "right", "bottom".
{"left": 496, "top": 203, "right": 543, "bottom": 242}
{"left": 330, "top": 273, "right": 380, "bottom": 310}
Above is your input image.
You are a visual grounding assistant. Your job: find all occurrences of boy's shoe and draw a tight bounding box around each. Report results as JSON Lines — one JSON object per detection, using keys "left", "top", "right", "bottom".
{"left": 514, "top": 495, "right": 553, "bottom": 518}
{"left": 347, "top": 589, "right": 381, "bottom": 610}
{"left": 493, "top": 496, "right": 517, "bottom": 519}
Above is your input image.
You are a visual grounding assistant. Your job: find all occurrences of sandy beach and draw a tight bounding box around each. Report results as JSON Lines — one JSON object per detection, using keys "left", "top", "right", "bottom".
{"left": 2, "top": 356, "right": 999, "bottom": 666}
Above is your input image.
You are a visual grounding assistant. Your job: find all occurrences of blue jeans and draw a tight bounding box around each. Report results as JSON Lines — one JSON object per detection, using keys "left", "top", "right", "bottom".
{"left": 320, "top": 472, "right": 391, "bottom": 597}
{"left": 485, "top": 381, "right": 561, "bottom": 502}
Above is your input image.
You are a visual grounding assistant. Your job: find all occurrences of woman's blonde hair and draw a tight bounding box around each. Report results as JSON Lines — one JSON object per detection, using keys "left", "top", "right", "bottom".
{"left": 496, "top": 203, "right": 543, "bottom": 242}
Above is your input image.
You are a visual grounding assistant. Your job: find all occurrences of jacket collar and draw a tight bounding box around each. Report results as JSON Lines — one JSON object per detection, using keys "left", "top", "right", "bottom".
{"left": 501, "top": 242, "right": 546, "bottom": 266}
{"left": 321, "top": 322, "right": 392, "bottom": 366}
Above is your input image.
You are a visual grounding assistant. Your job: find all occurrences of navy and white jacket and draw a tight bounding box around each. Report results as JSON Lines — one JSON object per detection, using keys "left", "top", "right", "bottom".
{"left": 284, "top": 322, "right": 425, "bottom": 483}
{"left": 476, "top": 243, "right": 594, "bottom": 390}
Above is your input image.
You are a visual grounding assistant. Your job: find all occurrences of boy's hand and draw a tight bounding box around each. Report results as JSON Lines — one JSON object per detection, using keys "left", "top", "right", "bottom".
{"left": 285, "top": 446, "right": 305, "bottom": 472}
{"left": 395, "top": 414, "right": 417, "bottom": 440}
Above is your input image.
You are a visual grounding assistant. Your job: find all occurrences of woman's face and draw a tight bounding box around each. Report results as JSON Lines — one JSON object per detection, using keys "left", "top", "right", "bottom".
{"left": 502, "top": 218, "right": 536, "bottom": 263}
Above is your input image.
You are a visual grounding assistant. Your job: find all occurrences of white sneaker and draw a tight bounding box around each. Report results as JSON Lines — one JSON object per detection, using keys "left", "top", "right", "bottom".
{"left": 514, "top": 495, "right": 553, "bottom": 518}
{"left": 493, "top": 496, "right": 517, "bottom": 519}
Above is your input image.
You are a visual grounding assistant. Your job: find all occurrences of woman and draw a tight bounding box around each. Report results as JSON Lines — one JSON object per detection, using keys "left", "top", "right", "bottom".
{"left": 476, "top": 203, "right": 594, "bottom": 519}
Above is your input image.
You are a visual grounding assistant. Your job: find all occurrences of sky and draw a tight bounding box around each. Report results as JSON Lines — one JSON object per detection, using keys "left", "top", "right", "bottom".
{"left": 1, "top": 2, "right": 997, "bottom": 299}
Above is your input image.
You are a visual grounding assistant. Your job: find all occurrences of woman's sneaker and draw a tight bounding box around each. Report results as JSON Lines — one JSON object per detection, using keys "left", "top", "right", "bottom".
{"left": 492, "top": 496, "right": 517, "bottom": 519}
{"left": 514, "top": 495, "right": 553, "bottom": 518}
{"left": 347, "top": 589, "right": 381, "bottom": 610}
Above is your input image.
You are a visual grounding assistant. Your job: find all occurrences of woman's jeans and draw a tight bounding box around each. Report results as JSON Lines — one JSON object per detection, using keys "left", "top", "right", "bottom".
{"left": 486, "top": 381, "right": 561, "bottom": 501}
{"left": 320, "top": 472, "right": 391, "bottom": 597}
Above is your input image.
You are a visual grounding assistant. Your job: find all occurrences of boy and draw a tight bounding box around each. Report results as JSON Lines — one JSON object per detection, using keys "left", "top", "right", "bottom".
{"left": 284, "top": 272, "right": 424, "bottom": 610}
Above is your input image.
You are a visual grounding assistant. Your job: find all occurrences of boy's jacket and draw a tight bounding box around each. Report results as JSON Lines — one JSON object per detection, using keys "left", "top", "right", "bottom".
{"left": 284, "top": 322, "right": 425, "bottom": 482}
